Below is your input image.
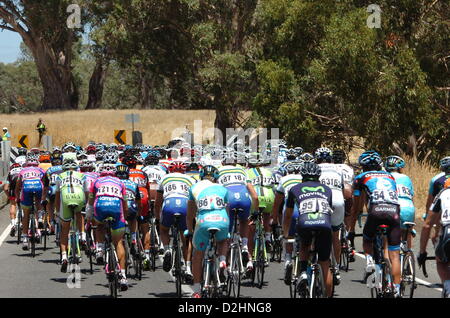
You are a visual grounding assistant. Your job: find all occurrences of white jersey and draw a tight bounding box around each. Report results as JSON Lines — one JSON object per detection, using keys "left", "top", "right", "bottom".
{"left": 217, "top": 165, "right": 248, "bottom": 187}
{"left": 319, "top": 163, "right": 344, "bottom": 191}
{"left": 430, "top": 188, "right": 450, "bottom": 226}
{"left": 334, "top": 163, "right": 354, "bottom": 185}
{"left": 276, "top": 174, "right": 303, "bottom": 197}
{"left": 158, "top": 172, "right": 196, "bottom": 200}
{"left": 142, "top": 165, "right": 167, "bottom": 184}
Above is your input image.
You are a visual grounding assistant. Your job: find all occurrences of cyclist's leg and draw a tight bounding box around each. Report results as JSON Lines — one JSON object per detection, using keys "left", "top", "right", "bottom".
{"left": 192, "top": 214, "right": 210, "bottom": 294}
{"left": 227, "top": 186, "right": 251, "bottom": 250}
{"left": 59, "top": 202, "right": 73, "bottom": 259}
{"left": 317, "top": 229, "right": 333, "bottom": 297}
{"left": 434, "top": 226, "right": 450, "bottom": 296}
{"left": 384, "top": 205, "right": 401, "bottom": 287}
{"left": 331, "top": 191, "right": 345, "bottom": 264}
{"left": 283, "top": 204, "right": 298, "bottom": 264}
{"left": 399, "top": 202, "right": 415, "bottom": 249}
{"left": 9, "top": 196, "right": 17, "bottom": 235}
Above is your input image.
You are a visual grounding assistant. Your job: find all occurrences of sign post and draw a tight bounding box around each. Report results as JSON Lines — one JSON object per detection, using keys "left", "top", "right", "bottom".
{"left": 43, "top": 136, "right": 52, "bottom": 151}
{"left": 125, "top": 114, "right": 141, "bottom": 146}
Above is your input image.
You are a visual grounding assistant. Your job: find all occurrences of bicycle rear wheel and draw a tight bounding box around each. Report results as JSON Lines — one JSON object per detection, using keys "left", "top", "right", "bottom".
{"left": 401, "top": 252, "right": 416, "bottom": 298}
{"left": 227, "top": 247, "right": 241, "bottom": 298}
{"left": 256, "top": 239, "right": 265, "bottom": 289}
{"left": 174, "top": 245, "right": 183, "bottom": 298}
{"left": 311, "top": 265, "right": 326, "bottom": 298}
{"left": 43, "top": 213, "right": 48, "bottom": 251}
{"left": 150, "top": 225, "right": 157, "bottom": 271}
{"left": 86, "top": 231, "right": 94, "bottom": 274}
{"left": 108, "top": 247, "right": 118, "bottom": 298}
{"left": 16, "top": 210, "right": 22, "bottom": 245}
{"left": 123, "top": 236, "right": 131, "bottom": 277}
{"left": 30, "top": 217, "right": 36, "bottom": 258}
{"left": 382, "top": 259, "right": 394, "bottom": 298}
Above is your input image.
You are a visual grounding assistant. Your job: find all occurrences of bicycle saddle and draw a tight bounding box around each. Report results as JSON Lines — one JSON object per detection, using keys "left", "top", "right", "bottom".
{"left": 68, "top": 203, "right": 79, "bottom": 209}
{"left": 403, "top": 222, "right": 415, "bottom": 228}
{"left": 207, "top": 228, "right": 220, "bottom": 235}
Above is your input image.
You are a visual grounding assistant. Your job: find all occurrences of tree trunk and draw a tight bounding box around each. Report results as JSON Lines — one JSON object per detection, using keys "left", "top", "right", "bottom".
{"left": 86, "top": 57, "right": 109, "bottom": 109}
{"left": 24, "top": 36, "right": 76, "bottom": 111}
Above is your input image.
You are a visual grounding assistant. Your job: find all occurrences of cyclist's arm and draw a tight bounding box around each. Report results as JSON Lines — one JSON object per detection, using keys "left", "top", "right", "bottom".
{"left": 272, "top": 192, "right": 285, "bottom": 224}
{"left": 420, "top": 202, "right": 441, "bottom": 253}
{"left": 3, "top": 181, "right": 9, "bottom": 193}
{"left": 187, "top": 199, "right": 197, "bottom": 234}
{"left": 41, "top": 175, "right": 49, "bottom": 202}
{"left": 154, "top": 191, "right": 163, "bottom": 221}
{"left": 246, "top": 183, "right": 259, "bottom": 212}
{"left": 283, "top": 190, "right": 295, "bottom": 237}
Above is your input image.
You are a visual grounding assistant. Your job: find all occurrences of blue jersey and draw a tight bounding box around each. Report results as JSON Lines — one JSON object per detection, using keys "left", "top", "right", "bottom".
{"left": 353, "top": 170, "right": 399, "bottom": 207}
{"left": 189, "top": 180, "right": 228, "bottom": 214}
{"left": 391, "top": 172, "right": 414, "bottom": 202}
{"left": 121, "top": 179, "right": 141, "bottom": 203}
{"left": 46, "top": 165, "right": 63, "bottom": 186}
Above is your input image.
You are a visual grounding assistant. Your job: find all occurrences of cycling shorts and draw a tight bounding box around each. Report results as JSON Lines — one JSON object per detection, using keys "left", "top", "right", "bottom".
{"left": 161, "top": 197, "right": 188, "bottom": 231}
{"left": 331, "top": 190, "right": 345, "bottom": 231}
{"left": 398, "top": 199, "right": 415, "bottom": 229}
{"left": 193, "top": 210, "right": 229, "bottom": 252}
{"left": 126, "top": 200, "right": 139, "bottom": 219}
{"left": 436, "top": 225, "right": 450, "bottom": 264}
{"left": 363, "top": 203, "right": 401, "bottom": 250}
{"left": 227, "top": 185, "right": 251, "bottom": 232}
{"left": 20, "top": 180, "right": 43, "bottom": 209}
{"left": 257, "top": 187, "right": 275, "bottom": 214}
{"left": 297, "top": 227, "right": 332, "bottom": 262}
{"left": 93, "top": 196, "right": 126, "bottom": 234}
{"left": 59, "top": 188, "right": 86, "bottom": 222}
{"left": 47, "top": 185, "right": 57, "bottom": 201}
{"left": 282, "top": 203, "right": 299, "bottom": 237}
{"left": 138, "top": 187, "right": 149, "bottom": 217}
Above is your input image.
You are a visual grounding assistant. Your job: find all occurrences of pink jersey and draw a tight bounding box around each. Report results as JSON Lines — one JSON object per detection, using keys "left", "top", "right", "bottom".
{"left": 19, "top": 167, "right": 46, "bottom": 183}
{"left": 90, "top": 176, "right": 126, "bottom": 200}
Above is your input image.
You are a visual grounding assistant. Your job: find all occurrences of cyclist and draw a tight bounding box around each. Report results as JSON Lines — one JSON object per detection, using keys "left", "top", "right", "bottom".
{"left": 272, "top": 160, "right": 303, "bottom": 284}
{"left": 15, "top": 154, "right": 49, "bottom": 250}
{"left": 124, "top": 155, "right": 152, "bottom": 270}
{"left": 283, "top": 162, "right": 334, "bottom": 297}
{"left": 315, "top": 147, "right": 347, "bottom": 285}
{"left": 15, "top": 148, "right": 27, "bottom": 166}
{"left": 155, "top": 161, "right": 195, "bottom": 279}
{"left": 86, "top": 163, "right": 129, "bottom": 291}
{"left": 246, "top": 154, "right": 275, "bottom": 269}
{"left": 217, "top": 158, "right": 258, "bottom": 274}
{"left": 351, "top": 151, "right": 402, "bottom": 297}
{"left": 186, "top": 165, "right": 230, "bottom": 298}
{"left": 54, "top": 158, "right": 88, "bottom": 272}
{"left": 186, "top": 162, "right": 201, "bottom": 182}
{"left": 5, "top": 163, "right": 23, "bottom": 237}
{"left": 424, "top": 157, "right": 450, "bottom": 245}
{"left": 79, "top": 160, "right": 99, "bottom": 245}
{"left": 46, "top": 152, "right": 64, "bottom": 233}
{"left": 385, "top": 155, "right": 415, "bottom": 248}
{"left": 419, "top": 178, "right": 450, "bottom": 298}
{"left": 116, "top": 164, "right": 142, "bottom": 254}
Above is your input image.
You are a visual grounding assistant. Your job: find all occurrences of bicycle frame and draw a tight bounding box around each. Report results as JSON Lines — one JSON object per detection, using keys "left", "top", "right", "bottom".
{"left": 202, "top": 229, "right": 222, "bottom": 297}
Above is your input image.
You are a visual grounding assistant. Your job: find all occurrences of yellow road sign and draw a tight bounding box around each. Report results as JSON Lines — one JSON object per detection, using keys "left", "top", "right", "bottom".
{"left": 18, "top": 135, "right": 29, "bottom": 148}
{"left": 115, "top": 130, "right": 126, "bottom": 144}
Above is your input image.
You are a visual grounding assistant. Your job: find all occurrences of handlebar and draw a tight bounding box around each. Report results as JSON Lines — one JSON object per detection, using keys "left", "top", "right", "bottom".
{"left": 420, "top": 256, "right": 436, "bottom": 278}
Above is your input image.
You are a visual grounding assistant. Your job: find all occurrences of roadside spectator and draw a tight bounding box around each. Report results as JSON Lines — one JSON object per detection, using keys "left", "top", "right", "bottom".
{"left": 36, "top": 118, "right": 46, "bottom": 145}
{"left": 2, "top": 127, "right": 11, "bottom": 141}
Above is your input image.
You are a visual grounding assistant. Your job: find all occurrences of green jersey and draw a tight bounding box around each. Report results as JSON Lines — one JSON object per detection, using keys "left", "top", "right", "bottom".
{"left": 55, "top": 171, "right": 87, "bottom": 221}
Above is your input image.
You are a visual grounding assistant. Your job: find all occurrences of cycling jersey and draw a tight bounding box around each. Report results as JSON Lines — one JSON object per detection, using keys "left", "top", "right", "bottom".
{"left": 277, "top": 174, "right": 303, "bottom": 236}
{"left": 430, "top": 188, "right": 450, "bottom": 263}
{"left": 319, "top": 163, "right": 345, "bottom": 230}
{"left": 6, "top": 165, "right": 22, "bottom": 199}
{"left": 15, "top": 155, "right": 26, "bottom": 166}
{"left": 391, "top": 172, "right": 415, "bottom": 228}
{"left": 246, "top": 167, "right": 275, "bottom": 213}
{"left": 142, "top": 165, "right": 167, "bottom": 184}
{"left": 129, "top": 168, "right": 150, "bottom": 217}
{"left": 428, "top": 172, "right": 450, "bottom": 197}
{"left": 121, "top": 179, "right": 141, "bottom": 217}
{"left": 353, "top": 171, "right": 399, "bottom": 207}
{"left": 46, "top": 165, "right": 63, "bottom": 199}
{"left": 158, "top": 173, "right": 196, "bottom": 200}
{"left": 55, "top": 171, "right": 87, "bottom": 221}
{"left": 334, "top": 163, "right": 354, "bottom": 185}
{"left": 286, "top": 181, "right": 333, "bottom": 261}
{"left": 189, "top": 180, "right": 230, "bottom": 251}
{"left": 90, "top": 176, "right": 127, "bottom": 234}
{"left": 18, "top": 166, "right": 48, "bottom": 208}
{"left": 217, "top": 166, "right": 249, "bottom": 187}
{"left": 186, "top": 171, "right": 200, "bottom": 183}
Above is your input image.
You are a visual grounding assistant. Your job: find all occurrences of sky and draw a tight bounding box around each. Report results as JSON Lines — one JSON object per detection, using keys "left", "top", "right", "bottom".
{"left": 0, "top": 29, "right": 22, "bottom": 63}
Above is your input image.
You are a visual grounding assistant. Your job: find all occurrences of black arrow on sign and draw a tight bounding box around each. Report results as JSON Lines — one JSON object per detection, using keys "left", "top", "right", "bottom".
{"left": 19, "top": 135, "right": 28, "bottom": 148}
{"left": 115, "top": 130, "right": 125, "bottom": 144}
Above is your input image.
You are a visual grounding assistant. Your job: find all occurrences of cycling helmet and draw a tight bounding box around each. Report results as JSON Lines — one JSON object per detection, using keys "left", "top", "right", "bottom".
{"left": 135, "top": 153, "right": 144, "bottom": 164}
{"left": 79, "top": 160, "right": 94, "bottom": 172}
{"left": 103, "top": 152, "right": 119, "bottom": 164}
{"left": 122, "top": 155, "right": 137, "bottom": 168}
{"left": 315, "top": 147, "right": 333, "bottom": 163}
{"left": 99, "top": 163, "right": 117, "bottom": 176}
{"left": 51, "top": 152, "right": 63, "bottom": 165}
{"left": 62, "top": 142, "right": 77, "bottom": 153}
{"left": 286, "top": 148, "right": 297, "bottom": 160}
{"left": 332, "top": 149, "right": 346, "bottom": 164}
{"left": 168, "top": 161, "right": 187, "bottom": 174}
{"left": 440, "top": 156, "right": 450, "bottom": 173}
{"left": 25, "top": 154, "right": 39, "bottom": 166}
{"left": 186, "top": 162, "right": 200, "bottom": 172}
{"left": 39, "top": 152, "right": 51, "bottom": 163}
{"left": 384, "top": 155, "right": 405, "bottom": 172}
{"left": 77, "top": 151, "right": 88, "bottom": 160}
{"left": 116, "top": 164, "right": 130, "bottom": 180}
{"left": 95, "top": 150, "right": 106, "bottom": 161}
{"left": 358, "top": 150, "right": 382, "bottom": 170}
{"left": 294, "top": 147, "right": 304, "bottom": 156}
{"left": 300, "top": 162, "right": 322, "bottom": 181}
{"left": 300, "top": 152, "right": 315, "bottom": 163}
{"left": 62, "top": 158, "right": 78, "bottom": 171}
{"left": 144, "top": 154, "right": 160, "bottom": 166}
{"left": 246, "top": 153, "right": 260, "bottom": 166}
{"left": 18, "top": 147, "right": 27, "bottom": 156}
{"left": 286, "top": 161, "right": 303, "bottom": 175}
{"left": 85, "top": 145, "right": 96, "bottom": 154}
{"left": 10, "top": 163, "right": 22, "bottom": 170}
{"left": 200, "top": 165, "right": 219, "bottom": 181}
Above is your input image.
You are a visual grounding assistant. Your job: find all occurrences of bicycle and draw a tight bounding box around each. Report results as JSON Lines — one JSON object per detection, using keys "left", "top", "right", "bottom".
{"left": 123, "top": 225, "right": 133, "bottom": 278}
{"left": 399, "top": 221, "right": 417, "bottom": 298}
{"left": 104, "top": 217, "right": 121, "bottom": 298}
{"left": 67, "top": 205, "right": 82, "bottom": 272}
{"left": 270, "top": 223, "right": 283, "bottom": 263}
{"left": 250, "top": 208, "right": 267, "bottom": 289}
{"left": 84, "top": 221, "right": 96, "bottom": 274}
{"left": 15, "top": 204, "right": 23, "bottom": 245}
{"left": 201, "top": 227, "right": 226, "bottom": 298}
{"left": 148, "top": 200, "right": 161, "bottom": 272}
{"left": 366, "top": 224, "right": 395, "bottom": 298}
{"left": 131, "top": 225, "right": 144, "bottom": 280}
{"left": 295, "top": 233, "right": 327, "bottom": 298}
{"left": 339, "top": 224, "right": 352, "bottom": 272}
{"left": 227, "top": 208, "right": 244, "bottom": 298}
{"left": 419, "top": 254, "right": 447, "bottom": 298}
{"left": 169, "top": 213, "right": 184, "bottom": 298}
{"left": 41, "top": 202, "right": 49, "bottom": 251}
{"left": 286, "top": 236, "right": 300, "bottom": 298}
{"left": 22, "top": 193, "right": 40, "bottom": 258}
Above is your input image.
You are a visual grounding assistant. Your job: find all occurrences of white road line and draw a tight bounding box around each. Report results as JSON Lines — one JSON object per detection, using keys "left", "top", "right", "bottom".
{"left": 158, "top": 254, "right": 194, "bottom": 297}
{"left": 0, "top": 225, "right": 11, "bottom": 248}
{"left": 354, "top": 252, "right": 443, "bottom": 293}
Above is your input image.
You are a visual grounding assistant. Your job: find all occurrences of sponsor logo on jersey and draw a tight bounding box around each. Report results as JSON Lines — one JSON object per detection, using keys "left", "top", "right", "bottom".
{"left": 301, "top": 186, "right": 325, "bottom": 193}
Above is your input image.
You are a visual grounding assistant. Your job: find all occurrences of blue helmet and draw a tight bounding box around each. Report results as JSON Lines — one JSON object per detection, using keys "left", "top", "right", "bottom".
{"left": 384, "top": 155, "right": 405, "bottom": 172}
{"left": 200, "top": 165, "right": 219, "bottom": 181}
{"left": 440, "top": 156, "right": 450, "bottom": 172}
{"left": 358, "top": 150, "right": 382, "bottom": 169}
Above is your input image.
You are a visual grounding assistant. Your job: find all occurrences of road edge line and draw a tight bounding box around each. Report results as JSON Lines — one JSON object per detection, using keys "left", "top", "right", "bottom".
{"left": 158, "top": 254, "right": 194, "bottom": 297}
{"left": 0, "top": 224, "right": 11, "bottom": 248}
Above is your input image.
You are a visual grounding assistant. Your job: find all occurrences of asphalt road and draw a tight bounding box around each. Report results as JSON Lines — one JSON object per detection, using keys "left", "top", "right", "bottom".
{"left": 0, "top": 204, "right": 444, "bottom": 298}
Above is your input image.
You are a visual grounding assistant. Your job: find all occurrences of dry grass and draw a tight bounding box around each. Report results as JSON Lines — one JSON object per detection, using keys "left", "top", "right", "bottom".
{"left": 0, "top": 109, "right": 216, "bottom": 147}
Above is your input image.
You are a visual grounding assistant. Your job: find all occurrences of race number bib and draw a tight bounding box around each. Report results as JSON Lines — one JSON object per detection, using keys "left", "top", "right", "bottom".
{"left": 97, "top": 185, "right": 122, "bottom": 197}
{"left": 298, "top": 198, "right": 331, "bottom": 214}
{"left": 397, "top": 185, "right": 413, "bottom": 200}
{"left": 320, "top": 177, "right": 342, "bottom": 190}
{"left": 218, "top": 173, "right": 246, "bottom": 186}
{"left": 371, "top": 189, "right": 398, "bottom": 204}
{"left": 50, "top": 174, "right": 60, "bottom": 185}
{"left": 130, "top": 176, "right": 146, "bottom": 187}
{"left": 197, "top": 195, "right": 226, "bottom": 211}
{"left": 60, "top": 176, "right": 83, "bottom": 187}
{"left": 163, "top": 182, "right": 189, "bottom": 196}
{"left": 22, "top": 171, "right": 41, "bottom": 180}
{"left": 251, "top": 176, "right": 273, "bottom": 187}
{"left": 125, "top": 190, "right": 136, "bottom": 201}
